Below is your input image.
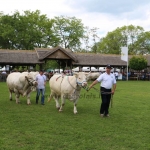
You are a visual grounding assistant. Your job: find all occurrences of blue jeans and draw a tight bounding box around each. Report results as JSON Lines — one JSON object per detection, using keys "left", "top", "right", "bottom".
{"left": 36, "top": 88, "right": 45, "bottom": 104}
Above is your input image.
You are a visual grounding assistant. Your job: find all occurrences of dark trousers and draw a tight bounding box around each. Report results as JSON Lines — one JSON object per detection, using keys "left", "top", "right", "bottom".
{"left": 100, "top": 87, "right": 111, "bottom": 115}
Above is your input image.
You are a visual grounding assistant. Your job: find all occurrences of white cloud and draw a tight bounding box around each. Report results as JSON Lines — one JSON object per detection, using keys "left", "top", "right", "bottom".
{"left": 1, "top": 0, "right": 150, "bottom": 38}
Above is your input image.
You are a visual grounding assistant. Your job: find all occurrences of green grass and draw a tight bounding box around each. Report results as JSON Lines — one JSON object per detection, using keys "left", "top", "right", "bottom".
{"left": 0, "top": 81, "right": 150, "bottom": 150}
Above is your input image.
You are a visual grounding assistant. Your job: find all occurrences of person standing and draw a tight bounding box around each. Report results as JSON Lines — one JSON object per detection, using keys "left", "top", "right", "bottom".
{"left": 88, "top": 64, "right": 116, "bottom": 117}
{"left": 36, "top": 70, "right": 47, "bottom": 105}
{"left": 114, "top": 71, "right": 119, "bottom": 80}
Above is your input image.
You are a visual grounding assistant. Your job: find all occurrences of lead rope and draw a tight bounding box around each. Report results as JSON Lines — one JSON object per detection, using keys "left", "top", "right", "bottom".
{"left": 67, "top": 76, "right": 77, "bottom": 90}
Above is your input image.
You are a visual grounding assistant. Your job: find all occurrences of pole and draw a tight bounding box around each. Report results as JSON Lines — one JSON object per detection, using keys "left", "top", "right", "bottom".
{"left": 127, "top": 59, "right": 128, "bottom": 81}
{"left": 126, "top": 45, "right": 129, "bottom": 81}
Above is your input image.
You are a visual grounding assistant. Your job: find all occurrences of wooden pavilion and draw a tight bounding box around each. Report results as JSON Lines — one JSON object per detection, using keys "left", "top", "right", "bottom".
{"left": 0, "top": 46, "right": 150, "bottom": 72}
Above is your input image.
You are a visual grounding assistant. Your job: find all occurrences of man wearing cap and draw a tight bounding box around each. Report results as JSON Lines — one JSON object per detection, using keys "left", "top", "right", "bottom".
{"left": 88, "top": 64, "right": 116, "bottom": 117}
{"left": 35, "top": 70, "right": 47, "bottom": 105}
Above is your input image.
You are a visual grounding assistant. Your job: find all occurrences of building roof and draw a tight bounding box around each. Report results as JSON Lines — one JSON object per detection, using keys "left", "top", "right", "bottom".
{"left": 1, "top": 47, "right": 150, "bottom": 68}
{"left": 35, "top": 46, "right": 78, "bottom": 62}
{"left": 0, "top": 49, "right": 44, "bottom": 65}
{"left": 73, "top": 53, "right": 127, "bottom": 66}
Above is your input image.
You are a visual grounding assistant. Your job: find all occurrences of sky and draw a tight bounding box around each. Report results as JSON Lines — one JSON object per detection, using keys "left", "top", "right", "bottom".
{"left": 1, "top": 0, "right": 150, "bottom": 38}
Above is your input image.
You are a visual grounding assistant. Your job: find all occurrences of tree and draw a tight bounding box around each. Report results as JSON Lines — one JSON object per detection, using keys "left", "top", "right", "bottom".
{"left": 44, "top": 60, "right": 59, "bottom": 70}
{"left": 84, "top": 27, "right": 100, "bottom": 53}
{"left": 129, "top": 55, "right": 147, "bottom": 71}
{"left": 0, "top": 10, "right": 57, "bottom": 50}
{"left": 53, "top": 16, "right": 85, "bottom": 51}
{"left": 95, "top": 25, "right": 144, "bottom": 54}
{"left": 96, "top": 29, "right": 123, "bottom": 54}
{"left": 134, "top": 31, "right": 150, "bottom": 54}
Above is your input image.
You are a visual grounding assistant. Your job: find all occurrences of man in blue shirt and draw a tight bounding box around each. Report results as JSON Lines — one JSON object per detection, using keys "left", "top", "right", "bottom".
{"left": 36, "top": 70, "right": 47, "bottom": 105}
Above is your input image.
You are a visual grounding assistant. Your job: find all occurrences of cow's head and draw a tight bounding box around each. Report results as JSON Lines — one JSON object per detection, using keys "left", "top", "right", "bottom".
{"left": 25, "top": 75, "right": 38, "bottom": 87}
{"left": 73, "top": 72, "right": 88, "bottom": 87}
{"left": 85, "top": 72, "right": 92, "bottom": 81}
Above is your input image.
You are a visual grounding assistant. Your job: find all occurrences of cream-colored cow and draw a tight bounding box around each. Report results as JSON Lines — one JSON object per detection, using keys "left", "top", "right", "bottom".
{"left": 86, "top": 72, "right": 101, "bottom": 81}
{"left": 6, "top": 72, "right": 37, "bottom": 104}
{"left": 48, "top": 72, "right": 88, "bottom": 114}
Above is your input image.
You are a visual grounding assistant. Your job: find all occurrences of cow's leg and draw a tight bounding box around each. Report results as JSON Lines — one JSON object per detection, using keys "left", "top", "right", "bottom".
{"left": 48, "top": 93, "right": 60, "bottom": 109}
{"left": 47, "top": 93, "right": 53, "bottom": 102}
{"left": 54, "top": 95, "right": 60, "bottom": 110}
{"left": 26, "top": 93, "right": 31, "bottom": 105}
{"left": 9, "top": 89, "right": 12, "bottom": 101}
{"left": 14, "top": 89, "right": 20, "bottom": 104}
{"left": 15, "top": 93, "right": 20, "bottom": 104}
{"left": 73, "top": 100, "right": 78, "bottom": 114}
{"left": 59, "top": 95, "right": 65, "bottom": 112}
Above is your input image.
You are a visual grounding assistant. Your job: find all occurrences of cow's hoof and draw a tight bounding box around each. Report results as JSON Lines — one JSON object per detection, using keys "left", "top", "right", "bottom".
{"left": 59, "top": 109, "right": 63, "bottom": 112}
{"left": 27, "top": 103, "right": 31, "bottom": 105}
{"left": 56, "top": 107, "right": 60, "bottom": 110}
{"left": 74, "top": 112, "right": 78, "bottom": 114}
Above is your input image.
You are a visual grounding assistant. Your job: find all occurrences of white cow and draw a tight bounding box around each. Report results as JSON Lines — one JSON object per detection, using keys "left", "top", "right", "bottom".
{"left": 22, "top": 71, "right": 39, "bottom": 80}
{"left": 48, "top": 72, "right": 88, "bottom": 114}
{"left": 6, "top": 72, "right": 37, "bottom": 104}
{"left": 86, "top": 72, "right": 101, "bottom": 81}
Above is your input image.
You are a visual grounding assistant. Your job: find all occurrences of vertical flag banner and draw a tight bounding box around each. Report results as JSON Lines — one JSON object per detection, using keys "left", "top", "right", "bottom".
{"left": 121, "top": 47, "right": 128, "bottom": 62}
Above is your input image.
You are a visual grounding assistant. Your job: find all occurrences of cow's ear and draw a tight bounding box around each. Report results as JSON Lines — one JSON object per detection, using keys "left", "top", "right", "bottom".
{"left": 73, "top": 72, "right": 78, "bottom": 77}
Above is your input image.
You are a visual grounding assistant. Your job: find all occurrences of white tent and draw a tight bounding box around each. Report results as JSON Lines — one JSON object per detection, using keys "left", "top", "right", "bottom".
{"left": 72, "top": 67, "right": 120, "bottom": 72}
{"left": 72, "top": 67, "right": 98, "bottom": 72}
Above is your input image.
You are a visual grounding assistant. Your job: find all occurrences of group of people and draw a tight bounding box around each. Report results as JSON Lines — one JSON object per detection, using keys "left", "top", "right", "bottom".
{"left": 35, "top": 65, "right": 117, "bottom": 117}
{"left": 1, "top": 67, "right": 116, "bottom": 117}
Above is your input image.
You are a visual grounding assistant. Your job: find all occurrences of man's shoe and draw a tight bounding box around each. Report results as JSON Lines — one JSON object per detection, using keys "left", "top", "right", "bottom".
{"left": 105, "top": 114, "right": 110, "bottom": 117}
{"left": 41, "top": 103, "right": 45, "bottom": 105}
{"left": 100, "top": 114, "right": 104, "bottom": 117}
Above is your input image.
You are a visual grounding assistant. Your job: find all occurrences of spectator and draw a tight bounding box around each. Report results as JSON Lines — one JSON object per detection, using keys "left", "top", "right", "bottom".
{"left": 35, "top": 70, "right": 47, "bottom": 105}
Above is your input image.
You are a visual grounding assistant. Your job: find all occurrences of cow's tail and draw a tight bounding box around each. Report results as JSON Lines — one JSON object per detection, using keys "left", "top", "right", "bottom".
{"left": 47, "top": 93, "right": 53, "bottom": 102}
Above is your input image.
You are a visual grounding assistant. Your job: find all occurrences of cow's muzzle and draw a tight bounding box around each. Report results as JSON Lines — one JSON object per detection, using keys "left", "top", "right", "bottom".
{"left": 25, "top": 76, "right": 37, "bottom": 86}
{"left": 77, "top": 80, "right": 87, "bottom": 87}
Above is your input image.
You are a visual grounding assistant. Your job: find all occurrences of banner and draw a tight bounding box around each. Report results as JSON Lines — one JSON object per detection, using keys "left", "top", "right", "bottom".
{"left": 121, "top": 47, "right": 128, "bottom": 62}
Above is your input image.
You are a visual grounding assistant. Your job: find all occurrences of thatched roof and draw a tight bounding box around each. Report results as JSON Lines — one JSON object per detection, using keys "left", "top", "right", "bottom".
{"left": 1, "top": 47, "right": 150, "bottom": 68}
{"left": 35, "top": 46, "right": 77, "bottom": 62}
{"left": 73, "top": 53, "right": 127, "bottom": 67}
{"left": 0, "top": 49, "right": 44, "bottom": 65}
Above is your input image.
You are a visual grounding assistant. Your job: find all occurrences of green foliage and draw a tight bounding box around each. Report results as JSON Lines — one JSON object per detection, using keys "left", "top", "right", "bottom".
{"left": 1, "top": 10, "right": 150, "bottom": 55}
{"left": 0, "top": 10, "right": 57, "bottom": 50}
{"left": 129, "top": 55, "right": 147, "bottom": 70}
{"left": 96, "top": 25, "right": 145, "bottom": 54}
{"left": 134, "top": 31, "right": 150, "bottom": 54}
{"left": 53, "top": 16, "right": 85, "bottom": 51}
{"left": 44, "top": 60, "right": 59, "bottom": 70}
{"left": 0, "top": 81, "right": 150, "bottom": 150}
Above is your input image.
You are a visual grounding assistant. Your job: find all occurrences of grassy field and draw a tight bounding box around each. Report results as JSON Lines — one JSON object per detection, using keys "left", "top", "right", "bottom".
{"left": 0, "top": 81, "right": 150, "bottom": 150}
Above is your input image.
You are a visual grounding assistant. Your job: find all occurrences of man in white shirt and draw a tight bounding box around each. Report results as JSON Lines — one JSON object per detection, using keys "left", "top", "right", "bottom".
{"left": 114, "top": 71, "right": 119, "bottom": 80}
{"left": 36, "top": 70, "right": 47, "bottom": 105}
{"left": 88, "top": 64, "right": 116, "bottom": 117}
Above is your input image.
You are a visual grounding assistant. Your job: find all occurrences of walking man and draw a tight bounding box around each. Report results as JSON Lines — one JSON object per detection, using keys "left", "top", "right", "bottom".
{"left": 88, "top": 64, "right": 116, "bottom": 117}
{"left": 36, "top": 70, "right": 47, "bottom": 105}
